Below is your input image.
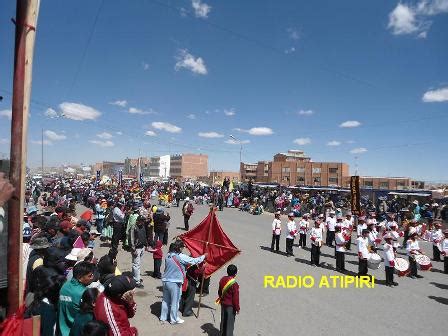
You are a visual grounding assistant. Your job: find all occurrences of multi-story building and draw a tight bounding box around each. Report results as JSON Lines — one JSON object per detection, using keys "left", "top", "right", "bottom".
{"left": 342, "top": 176, "right": 424, "bottom": 190}
{"left": 240, "top": 162, "right": 258, "bottom": 181}
{"left": 124, "top": 157, "right": 150, "bottom": 177}
{"left": 209, "top": 171, "right": 240, "bottom": 183}
{"left": 94, "top": 161, "right": 125, "bottom": 176}
{"left": 169, "top": 153, "right": 208, "bottom": 179}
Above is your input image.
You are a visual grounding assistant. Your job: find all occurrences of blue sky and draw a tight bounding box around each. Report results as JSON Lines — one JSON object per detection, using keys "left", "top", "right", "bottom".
{"left": 0, "top": 0, "right": 447, "bottom": 181}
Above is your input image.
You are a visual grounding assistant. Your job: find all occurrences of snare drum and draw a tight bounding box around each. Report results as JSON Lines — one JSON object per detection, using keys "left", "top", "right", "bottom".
{"left": 414, "top": 254, "right": 432, "bottom": 271}
{"left": 367, "top": 253, "right": 382, "bottom": 270}
{"left": 394, "top": 257, "right": 410, "bottom": 277}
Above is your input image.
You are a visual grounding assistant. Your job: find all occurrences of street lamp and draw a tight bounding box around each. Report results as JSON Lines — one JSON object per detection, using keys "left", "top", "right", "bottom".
{"left": 229, "top": 135, "right": 242, "bottom": 163}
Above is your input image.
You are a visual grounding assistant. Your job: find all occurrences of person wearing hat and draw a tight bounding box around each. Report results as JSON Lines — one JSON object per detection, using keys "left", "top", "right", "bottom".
{"left": 129, "top": 215, "right": 148, "bottom": 289}
{"left": 94, "top": 198, "right": 106, "bottom": 236}
{"left": 111, "top": 201, "right": 126, "bottom": 255}
{"left": 441, "top": 230, "right": 448, "bottom": 274}
{"left": 285, "top": 213, "right": 297, "bottom": 257}
{"left": 25, "top": 236, "right": 50, "bottom": 294}
{"left": 367, "top": 221, "right": 380, "bottom": 252}
{"left": 334, "top": 226, "right": 347, "bottom": 272}
{"left": 309, "top": 219, "right": 323, "bottom": 266}
{"left": 406, "top": 233, "right": 423, "bottom": 279}
{"left": 94, "top": 275, "right": 138, "bottom": 336}
{"left": 59, "top": 261, "right": 96, "bottom": 336}
{"left": 271, "top": 211, "right": 282, "bottom": 253}
{"left": 325, "top": 211, "right": 336, "bottom": 247}
{"left": 383, "top": 233, "right": 398, "bottom": 287}
{"left": 342, "top": 213, "right": 353, "bottom": 250}
{"left": 431, "top": 221, "right": 444, "bottom": 262}
{"left": 298, "top": 214, "right": 310, "bottom": 249}
{"left": 356, "top": 217, "right": 367, "bottom": 238}
{"left": 357, "top": 229, "right": 370, "bottom": 276}
{"left": 389, "top": 223, "right": 403, "bottom": 251}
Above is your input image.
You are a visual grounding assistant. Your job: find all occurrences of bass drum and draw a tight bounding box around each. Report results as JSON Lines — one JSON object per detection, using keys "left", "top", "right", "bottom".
{"left": 367, "top": 253, "right": 382, "bottom": 270}
{"left": 414, "top": 254, "right": 432, "bottom": 271}
{"left": 394, "top": 257, "right": 409, "bottom": 277}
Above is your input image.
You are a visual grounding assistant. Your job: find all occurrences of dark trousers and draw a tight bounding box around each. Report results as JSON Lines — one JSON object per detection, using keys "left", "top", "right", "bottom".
{"left": 286, "top": 238, "right": 294, "bottom": 255}
{"left": 111, "top": 222, "right": 123, "bottom": 254}
{"left": 336, "top": 251, "right": 345, "bottom": 271}
{"left": 358, "top": 259, "right": 368, "bottom": 276}
{"left": 154, "top": 231, "right": 166, "bottom": 244}
{"left": 409, "top": 256, "right": 418, "bottom": 276}
{"left": 299, "top": 233, "right": 307, "bottom": 248}
{"left": 311, "top": 244, "right": 320, "bottom": 265}
{"left": 220, "top": 305, "right": 236, "bottom": 336}
{"left": 180, "top": 278, "right": 197, "bottom": 316}
{"left": 385, "top": 266, "right": 394, "bottom": 285}
{"left": 433, "top": 245, "right": 441, "bottom": 261}
{"left": 402, "top": 231, "right": 409, "bottom": 250}
{"left": 271, "top": 234, "right": 280, "bottom": 251}
{"left": 326, "top": 231, "right": 335, "bottom": 247}
{"left": 184, "top": 215, "right": 190, "bottom": 231}
{"left": 197, "top": 276, "right": 210, "bottom": 294}
{"left": 444, "top": 258, "right": 448, "bottom": 274}
{"left": 153, "top": 258, "right": 162, "bottom": 278}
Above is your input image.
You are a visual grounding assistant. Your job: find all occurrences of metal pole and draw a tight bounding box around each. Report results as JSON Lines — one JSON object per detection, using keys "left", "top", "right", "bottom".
{"left": 239, "top": 142, "right": 242, "bottom": 163}
{"left": 8, "top": 0, "right": 40, "bottom": 313}
{"left": 41, "top": 127, "right": 43, "bottom": 174}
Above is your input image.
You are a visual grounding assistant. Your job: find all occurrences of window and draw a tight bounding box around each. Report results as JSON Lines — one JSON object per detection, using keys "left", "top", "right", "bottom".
{"left": 297, "top": 167, "right": 305, "bottom": 173}
{"left": 364, "top": 181, "right": 373, "bottom": 187}
{"left": 297, "top": 176, "right": 305, "bottom": 182}
{"left": 282, "top": 167, "right": 290, "bottom": 173}
{"left": 313, "top": 177, "right": 321, "bottom": 183}
{"left": 329, "top": 177, "right": 338, "bottom": 184}
{"left": 312, "top": 167, "right": 321, "bottom": 174}
{"left": 329, "top": 168, "right": 338, "bottom": 174}
{"left": 282, "top": 176, "right": 290, "bottom": 182}
{"left": 380, "top": 182, "right": 389, "bottom": 189}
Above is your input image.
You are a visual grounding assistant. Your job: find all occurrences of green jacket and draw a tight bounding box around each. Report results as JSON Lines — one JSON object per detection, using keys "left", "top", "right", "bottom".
{"left": 58, "top": 279, "right": 87, "bottom": 336}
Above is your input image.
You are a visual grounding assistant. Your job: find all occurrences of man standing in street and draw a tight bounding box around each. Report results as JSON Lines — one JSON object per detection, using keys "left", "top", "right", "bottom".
{"left": 357, "top": 229, "right": 370, "bottom": 276}
{"left": 335, "top": 226, "right": 347, "bottom": 272}
{"left": 298, "top": 213, "right": 309, "bottom": 249}
{"left": 111, "top": 201, "right": 125, "bottom": 255}
{"left": 217, "top": 264, "right": 240, "bottom": 336}
{"left": 271, "top": 211, "right": 282, "bottom": 253}
{"left": 325, "top": 211, "right": 336, "bottom": 247}
{"left": 130, "top": 215, "right": 148, "bottom": 288}
{"left": 286, "top": 213, "right": 297, "bottom": 257}
{"left": 309, "top": 219, "right": 323, "bottom": 267}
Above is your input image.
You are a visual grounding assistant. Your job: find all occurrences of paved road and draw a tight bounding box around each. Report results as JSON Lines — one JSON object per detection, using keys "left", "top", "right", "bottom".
{"left": 82, "top": 204, "right": 448, "bottom": 336}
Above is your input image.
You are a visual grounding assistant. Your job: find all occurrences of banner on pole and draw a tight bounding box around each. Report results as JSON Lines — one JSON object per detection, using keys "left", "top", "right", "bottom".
{"left": 350, "top": 176, "right": 361, "bottom": 215}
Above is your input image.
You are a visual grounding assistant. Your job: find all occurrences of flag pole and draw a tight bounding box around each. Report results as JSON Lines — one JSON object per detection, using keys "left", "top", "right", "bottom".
{"left": 196, "top": 205, "right": 215, "bottom": 317}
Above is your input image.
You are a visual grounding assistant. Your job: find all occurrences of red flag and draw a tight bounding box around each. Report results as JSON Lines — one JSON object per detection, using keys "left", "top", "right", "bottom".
{"left": 178, "top": 209, "right": 240, "bottom": 278}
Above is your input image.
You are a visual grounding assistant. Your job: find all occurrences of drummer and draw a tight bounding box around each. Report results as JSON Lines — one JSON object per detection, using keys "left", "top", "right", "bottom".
{"left": 367, "top": 221, "right": 380, "bottom": 252}
{"left": 335, "top": 226, "right": 347, "bottom": 272}
{"left": 309, "top": 219, "right": 323, "bottom": 267}
{"left": 406, "top": 233, "right": 423, "bottom": 279}
{"left": 356, "top": 216, "right": 367, "bottom": 238}
{"left": 389, "top": 223, "right": 403, "bottom": 251}
{"left": 385, "top": 213, "right": 398, "bottom": 231}
{"left": 441, "top": 230, "right": 448, "bottom": 274}
{"left": 431, "top": 221, "right": 443, "bottom": 262}
{"left": 357, "top": 229, "right": 370, "bottom": 277}
{"left": 383, "top": 234, "right": 398, "bottom": 287}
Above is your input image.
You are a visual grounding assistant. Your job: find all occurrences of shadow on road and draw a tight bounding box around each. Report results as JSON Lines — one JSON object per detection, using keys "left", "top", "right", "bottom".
{"left": 150, "top": 301, "right": 162, "bottom": 317}
{"left": 259, "top": 245, "right": 288, "bottom": 256}
{"left": 430, "top": 268, "right": 445, "bottom": 274}
{"left": 430, "top": 282, "right": 448, "bottom": 290}
{"left": 200, "top": 323, "right": 220, "bottom": 336}
{"left": 428, "top": 295, "right": 448, "bottom": 305}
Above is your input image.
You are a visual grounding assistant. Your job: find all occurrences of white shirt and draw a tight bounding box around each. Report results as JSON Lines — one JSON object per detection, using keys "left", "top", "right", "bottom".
{"left": 357, "top": 223, "right": 367, "bottom": 237}
{"left": 383, "top": 242, "right": 395, "bottom": 266}
{"left": 326, "top": 217, "right": 336, "bottom": 231}
{"left": 386, "top": 221, "right": 398, "bottom": 231}
{"left": 406, "top": 240, "right": 420, "bottom": 256}
{"left": 357, "top": 237, "right": 369, "bottom": 259}
{"left": 272, "top": 218, "right": 282, "bottom": 236}
{"left": 431, "top": 229, "right": 443, "bottom": 246}
{"left": 368, "top": 229, "right": 379, "bottom": 248}
{"left": 441, "top": 238, "right": 448, "bottom": 253}
{"left": 286, "top": 220, "right": 297, "bottom": 239}
{"left": 341, "top": 219, "right": 352, "bottom": 231}
{"left": 309, "top": 227, "right": 323, "bottom": 246}
{"left": 298, "top": 219, "right": 309, "bottom": 234}
{"left": 390, "top": 230, "right": 401, "bottom": 248}
{"left": 335, "top": 232, "right": 346, "bottom": 252}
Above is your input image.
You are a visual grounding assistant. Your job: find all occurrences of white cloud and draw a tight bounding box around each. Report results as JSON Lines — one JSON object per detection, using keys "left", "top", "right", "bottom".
{"left": 44, "top": 130, "right": 66, "bottom": 141}
{"left": 128, "top": 107, "right": 156, "bottom": 115}
{"left": 235, "top": 127, "right": 273, "bottom": 136}
{"left": 198, "top": 132, "right": 224, "bottom": 138}
{"left": 287, "top": 27, "right": 300, "bottom": 40}
{"left": 96, "top": 132, "right": 113, "bottom": 140}
{"left": 350, "top": 147, "right": 367, "bottom": 154}
{"left": 44, "top": 108, "right": 58, "bottom": 118}
{"left": 109, "top": 100, "right": 127, "bottom": 107}
{"left": 422, "top": 87, "right": 448, "bottom": 102}
{"left": 89, "top": 140, "right": 114, "bottom": 147}
{"left": 152, "top": 121, "right": 182, "bottom": 133}
{"left": 145, "top": 130, "right": 157, "bottom": 137}
{"left": 388, "top": 1, "right": 448, "bottom": 37}
{"left": 339, "top": 120, "right": 361, "bottom": 128}
{"left": 0, "top": 109, "right": 12, "bottom": 120}
{"left": 225, "top": 139, "right": 250, "bottom": 145}
{"left": 116, "top": 131, "right": 123, "bottom": 136}
{"left": 297, "top": 109, "right": 314, "bottom": 116}
{"left": 175, "top": 49, "right": 207, "bottom": 75}
{"left": 327, "top": 140, "right": 341, "bottom": 146}
{"left": 142, "top": 62, "right": 150, "bottom": 71}
{"left": 346, "top": 140, "right": 356, "bottom": 144}
{"left": 59, "top": 102, "right": 101, "bottom": 121}
{"left": 293, "top": 137, "right": 311, "bottom": 145}
{"left": 31, "top": 139, "right": 52, "bottom": 146}
{"left": 187, "top": 114, "right": 196, "bottom": 119}
{"left": 224, "top": 108, "right": 236, "bottom": 116}
{"left": 191, "top": 0, "right": 211, "bottom": 18}
{"left": 0, "top": 138, "right": 9, "bottom": 145}
{"left": 284, "top": 47, "right": 296, "bottom": 54}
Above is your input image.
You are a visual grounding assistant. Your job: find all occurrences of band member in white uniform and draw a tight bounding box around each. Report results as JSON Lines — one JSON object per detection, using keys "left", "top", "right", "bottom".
{"left": 286, "top": 213, "right": 297, "bottom": 257}
{"left": 441, "top": 230, "right": 448, "bottom": 274}
{"left": 325, "top": 211, "right": 336, "bottom": 247}
{"left": 298, "top": 214, "right": 310, "bottom": 248}
{"left": 357, "top": 229, "right": 370, "bottom": 276}
{"left": 383, "top": 233, "right": 398, "bottom": 287}
{"left": 335, "top": 226, "right": 347, "bottom": 272}
{"left": 271, "top": 211, "right": 282, "bottom": 253}
{"left": 406, "top": 233, "right": 423, "bottom": 279}
{"left": 389, "top": 223, "right": 403, "bottom": 251}
{"left": 356, "top": 216, "right": 367, "bottom": 237}
{"left": 431, "top": 221, "right": 443, "bottom": 262}
{"left": 342, "top": 213, "right": 353, "bottom": 250}
{"left": 310, "top": 219, "right": 323, "bottom": 267}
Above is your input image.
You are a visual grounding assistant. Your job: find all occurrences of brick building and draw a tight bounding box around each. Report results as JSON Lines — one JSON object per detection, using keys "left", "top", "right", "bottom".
{"left": 209, "top": 171, "right": 240, "bottom": 183}
{"left": 170, "top": 153, "right": 208, "bottom": 179}
{"left": 342, "top": 176, "right": 425, "bottom": 190}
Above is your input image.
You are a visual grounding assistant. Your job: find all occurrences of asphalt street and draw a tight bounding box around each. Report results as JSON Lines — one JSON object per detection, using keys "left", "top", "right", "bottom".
{"left": 82, "top": 204, "right": 448, "bottom": 336}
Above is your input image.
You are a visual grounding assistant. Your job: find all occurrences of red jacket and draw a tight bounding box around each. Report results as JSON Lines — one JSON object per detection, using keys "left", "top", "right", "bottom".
{"left": 218, "top": 276, "right": 240, "bottom": 312}
{"left": 94, "top": 293, "right": 138, "bottom": 336}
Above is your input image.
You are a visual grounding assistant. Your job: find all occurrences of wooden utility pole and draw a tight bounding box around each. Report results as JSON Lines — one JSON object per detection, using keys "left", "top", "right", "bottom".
{"left": 8, "top": 0, "right": 40, "bottom": 313}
